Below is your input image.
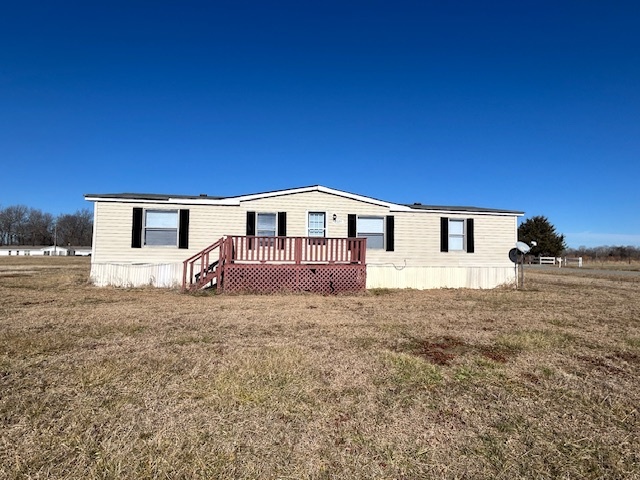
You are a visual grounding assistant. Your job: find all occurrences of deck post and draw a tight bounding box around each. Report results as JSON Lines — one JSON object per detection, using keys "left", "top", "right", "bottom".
{"left": 182, "top": 260, "right": 187, "bottom": 290}
{"left": 295, "top": 237, "right": 302, "bottom": 264}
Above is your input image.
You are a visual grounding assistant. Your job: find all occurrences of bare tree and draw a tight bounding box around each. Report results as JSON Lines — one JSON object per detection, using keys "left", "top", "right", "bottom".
{"left": 56, "top": 209, "right": 93, "bottom": 246}
{"left": 0, "top": 205, "right": 29, "bottom": 245}
{"left": 25, "top": 209, "right": 54, "bottom": 245}
{"left": 0, "top": 206, "right": 6, "bottom": 245}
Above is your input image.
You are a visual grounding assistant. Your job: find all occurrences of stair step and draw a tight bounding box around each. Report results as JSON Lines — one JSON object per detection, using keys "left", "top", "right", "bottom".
{"left": 182, "top": 236, "right": 227, "bottom": 291}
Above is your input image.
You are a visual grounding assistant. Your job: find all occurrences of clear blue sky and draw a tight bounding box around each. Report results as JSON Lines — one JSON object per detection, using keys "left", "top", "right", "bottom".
{"left": 1, "top": 1, "right": 638, "bottom": 248}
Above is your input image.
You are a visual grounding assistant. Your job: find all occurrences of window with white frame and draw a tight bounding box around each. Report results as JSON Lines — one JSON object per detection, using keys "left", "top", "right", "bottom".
{"left": 448, "top": 219, "right": 465, "bottom": 251}
{"left": 257, "top": 213, "right": 277, "bottom": 237}
{"left": 357, "top": 216, "right": 384, "bottom": 249}
{"left": 144, "top": 210, "right": 178, "bottom": 246}
{"left": 441, "top": 217, "right": 474, "bottom": 253}
{"left": 308, "top": 212, "right": 326, "bottom": 237}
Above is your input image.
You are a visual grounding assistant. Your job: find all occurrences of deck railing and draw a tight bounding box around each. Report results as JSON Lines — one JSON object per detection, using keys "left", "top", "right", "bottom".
{"left": 183, "top": 236, "right": 366, "bottom": 291}
{"left": 227, "top": 236, "right": 366, "bottom": 265}
{"left": 182, "top": 237, "right": 225, "bottom": 290}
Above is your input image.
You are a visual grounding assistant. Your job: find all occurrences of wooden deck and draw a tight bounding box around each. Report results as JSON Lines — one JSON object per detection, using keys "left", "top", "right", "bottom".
{"left": 183, "top": 236, "right": 367, "bottom": 294}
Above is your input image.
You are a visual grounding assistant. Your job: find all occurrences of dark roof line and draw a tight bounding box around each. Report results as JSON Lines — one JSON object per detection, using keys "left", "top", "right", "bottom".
{"left": 406, "top": 203, "right": 523, "bottom": 214}
{"left": 84, "top": 186, "right": 523, "bottom": 214}
{"left": 84, "top": 193, "right": 225, "bottom": 201}
{"left": 0, "top": 245, "right": 91, "bottom": 249}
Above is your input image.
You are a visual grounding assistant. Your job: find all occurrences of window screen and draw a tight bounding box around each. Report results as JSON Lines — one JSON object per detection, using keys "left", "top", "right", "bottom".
{"left": 257, "top": 213, "right": 277, "bottom": 237}
{"left": 448, "top": 219, "right": 465, "bottom": 251}
{"left": 357, "top": 216, "right": 384, "bottom": 249}
{"left": 145, "top": 210, "right": 178, "bottom": 246}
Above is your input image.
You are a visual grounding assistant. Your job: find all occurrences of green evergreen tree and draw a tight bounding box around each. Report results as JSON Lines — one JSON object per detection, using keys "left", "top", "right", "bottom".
{"left": 518, "top": 215, "right": 566, "bottom": 257}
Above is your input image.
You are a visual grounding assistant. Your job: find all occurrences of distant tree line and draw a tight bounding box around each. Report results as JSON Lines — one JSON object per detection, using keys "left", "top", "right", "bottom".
{"left": 0, "top": 205, "right": 93, "bottom": 246}
{"left": 564, "top": 245, "right": 640, "bottom": 262}
{"left": 519, "top": 215, "right": 638, "bottom": 261}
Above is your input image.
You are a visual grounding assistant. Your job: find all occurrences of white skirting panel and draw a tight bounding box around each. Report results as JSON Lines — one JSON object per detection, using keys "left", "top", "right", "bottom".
{"left": 366, "top": 265, "right": 517, "bottom": 290}
{"left": 90, "top": 262, "right": 516, "bottom": 290}
{"left": 90, "top": 262, "right": 183, "bottom": 288}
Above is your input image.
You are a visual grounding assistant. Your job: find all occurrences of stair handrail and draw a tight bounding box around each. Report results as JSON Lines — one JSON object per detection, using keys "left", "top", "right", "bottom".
{"left": 182, "top": 237, "right": 225, "bottom": 290}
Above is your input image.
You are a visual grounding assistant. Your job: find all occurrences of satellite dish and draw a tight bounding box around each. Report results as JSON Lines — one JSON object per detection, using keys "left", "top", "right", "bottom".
{"left": 516, "top": 241, "right": 531, "bottom": 254}
{"left": 508, "top": 248, "right": 519, "bottom": 263}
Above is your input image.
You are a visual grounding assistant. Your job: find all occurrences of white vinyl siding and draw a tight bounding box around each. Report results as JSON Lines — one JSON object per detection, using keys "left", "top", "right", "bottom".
{"left": 357, "top": 216, "right": 384, "bottom": 249}
{"left": 145, "top": 210, "right": 178, "bottom": 246}
{"left": 91, "top": 192, "right": 516, "bottom": 267}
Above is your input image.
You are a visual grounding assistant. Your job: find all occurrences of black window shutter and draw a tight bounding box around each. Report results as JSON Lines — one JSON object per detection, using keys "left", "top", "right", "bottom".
{"left": 440, "top": 217, "right": 449, "bottom": 252}
{"left": 385, "top": 216, "right": 395, "bottom": 252}
{"left": 277, "top": 212, "right": 287, "bottom": 249}
{"left": 347, "top": 214, "right": 357, "bottom": 250}
{"left": 246, "top": 211, "right": 256, "bottom": 236}
{"left": 348, "top": 214, "right": 357, "bottom": 238}
{"left": 132, "top": 208, "right": 143, "bottom": 248}
{"left": 466, "top": 218, "right": 474, "bottom": 253}
{"left": 277, "top": 212, "right": 287, "bottom": 236}
{"left": 246, "top": 211, "right": 256, "bottom": 249}
{"left": 178, "top": 209, "right": 189, "bottom": 249}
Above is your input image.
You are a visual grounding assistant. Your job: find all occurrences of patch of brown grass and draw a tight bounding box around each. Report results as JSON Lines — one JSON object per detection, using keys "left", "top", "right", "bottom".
{"left": 1, "top": 258, "right": 639, "bottom": 478}
{"left": 393, "top": 335, "right": 518, "bottom": 366}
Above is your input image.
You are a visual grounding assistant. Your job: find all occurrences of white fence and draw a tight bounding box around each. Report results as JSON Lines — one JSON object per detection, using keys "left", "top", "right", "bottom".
{"left": 564, "top": 257, "right": 583, "bottom": 267}
{"left": 538, "top": 256, "right": 557, "bottom": 265}
{"left": 533, "top": 256, "right": 582, "bottom": 267}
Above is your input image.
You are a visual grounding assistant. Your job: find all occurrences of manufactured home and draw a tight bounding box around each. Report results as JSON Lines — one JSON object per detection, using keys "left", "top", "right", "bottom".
{"left": 0, "top": 246, "right": 43, "bottom": 256}
{"left": 0, "top": 245, "right": 91, "bottom": 256}
{"left": 84, "top": 185, "right": 523, "bottom": 292}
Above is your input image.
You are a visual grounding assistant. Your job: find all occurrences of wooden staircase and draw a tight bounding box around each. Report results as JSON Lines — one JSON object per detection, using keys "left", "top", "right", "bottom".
{"left": 182, "top": 237, "right": 229, "bottom": 291}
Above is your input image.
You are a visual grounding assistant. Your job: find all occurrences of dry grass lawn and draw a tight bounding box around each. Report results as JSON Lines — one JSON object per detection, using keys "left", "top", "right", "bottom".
{"left": 1, "top": 257, "right": 639, "bottom": 479}
{"left": 580, "top": 260, "right": 640, "bottom": 271}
